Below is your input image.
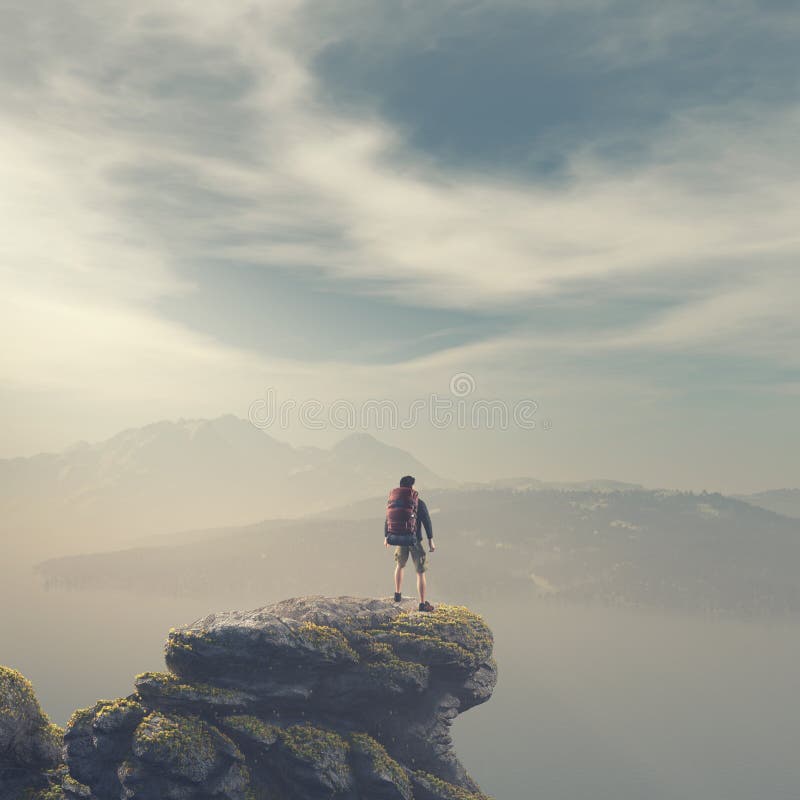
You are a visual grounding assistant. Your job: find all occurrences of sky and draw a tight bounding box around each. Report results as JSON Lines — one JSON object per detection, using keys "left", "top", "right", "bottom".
{"left": 1, "top": 0, "right": 798, "bottom": 492}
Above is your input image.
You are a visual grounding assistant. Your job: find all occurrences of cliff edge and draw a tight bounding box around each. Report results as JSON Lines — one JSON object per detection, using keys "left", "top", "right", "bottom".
{"left": 3, "top": 596, "right": 497, "bottom": 800}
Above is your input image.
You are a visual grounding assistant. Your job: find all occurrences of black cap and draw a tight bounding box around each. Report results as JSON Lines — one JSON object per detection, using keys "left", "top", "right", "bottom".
{"left": 399, "top": 475, "right": 416, "bottom": 488}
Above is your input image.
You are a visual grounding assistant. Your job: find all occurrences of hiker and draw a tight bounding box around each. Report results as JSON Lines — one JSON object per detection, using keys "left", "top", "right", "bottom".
{"left": 384, "top": 475, "right": 436, "bottom": 612}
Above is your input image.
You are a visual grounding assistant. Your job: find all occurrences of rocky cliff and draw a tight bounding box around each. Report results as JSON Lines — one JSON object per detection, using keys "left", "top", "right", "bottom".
{"left": 0, "top": 667, "right": 64, "bottom": 798}
{"left": 1, "top": 596, "right": 497, "bottom": 800}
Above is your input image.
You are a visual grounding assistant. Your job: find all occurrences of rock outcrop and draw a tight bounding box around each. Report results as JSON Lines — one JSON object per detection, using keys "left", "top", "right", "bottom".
{"left": 0, "top": 666, "right": 64, "bottom": 799}
{"left": 4, "top": 596, "right": 497, "bottom": 800}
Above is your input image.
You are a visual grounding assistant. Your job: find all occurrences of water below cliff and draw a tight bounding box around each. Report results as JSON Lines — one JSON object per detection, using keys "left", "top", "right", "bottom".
{"left": 2, "top": 564, "right": 800, "bottom": 800}
{"left": 457, "top": 601, "right": 800, "bottom": 800}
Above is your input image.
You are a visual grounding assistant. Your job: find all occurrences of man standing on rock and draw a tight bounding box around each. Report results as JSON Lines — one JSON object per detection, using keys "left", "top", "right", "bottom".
{"left": 385, "top": 475, "right": 436, "bottom": 612}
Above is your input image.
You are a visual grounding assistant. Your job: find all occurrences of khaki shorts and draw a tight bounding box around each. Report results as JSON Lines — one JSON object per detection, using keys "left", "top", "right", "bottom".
{"left": 395, "top": 541, "right": 427, "bottom": 574}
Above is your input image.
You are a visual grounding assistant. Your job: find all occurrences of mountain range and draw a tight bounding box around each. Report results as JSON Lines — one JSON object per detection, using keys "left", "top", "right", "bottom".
{"left": 5, "top": 414, "right": 798, "bottom": 617}
{"left": 0, "top": 415, "right": 448, "bottom": 557}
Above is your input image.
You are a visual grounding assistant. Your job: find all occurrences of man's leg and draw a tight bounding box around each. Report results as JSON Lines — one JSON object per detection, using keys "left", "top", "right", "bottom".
{"left": 412, "top": 542, "right": 428, "bottom": 603}
{"left": 394, "top": 546, "right": 410, "bottom": 598}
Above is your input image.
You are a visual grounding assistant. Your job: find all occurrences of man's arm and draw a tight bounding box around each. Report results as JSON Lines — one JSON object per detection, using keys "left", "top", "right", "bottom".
{"left": 418, "top": 499, "right": 435, "bottom": 550}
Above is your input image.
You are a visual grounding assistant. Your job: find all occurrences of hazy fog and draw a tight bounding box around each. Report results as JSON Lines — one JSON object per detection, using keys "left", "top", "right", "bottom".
{"left": 4, "top": 555, "right": 800, "bottom": 800}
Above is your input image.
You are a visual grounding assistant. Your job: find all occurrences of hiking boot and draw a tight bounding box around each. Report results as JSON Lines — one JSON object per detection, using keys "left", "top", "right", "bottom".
{"left": 394, "top": 592, "right": 402, "bottom": 602}
{"left": 418, "top": 601, "right": 435, "bottom": 613}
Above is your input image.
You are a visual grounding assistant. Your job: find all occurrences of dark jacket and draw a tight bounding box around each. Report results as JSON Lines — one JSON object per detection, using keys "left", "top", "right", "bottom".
{"left": 385, "top": 498, "right": 433, "bottom": 542}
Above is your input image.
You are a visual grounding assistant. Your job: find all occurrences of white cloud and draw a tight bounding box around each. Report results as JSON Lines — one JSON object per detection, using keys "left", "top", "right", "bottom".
{"left": 0, "top": 0, "right": 797, "bottom": 467}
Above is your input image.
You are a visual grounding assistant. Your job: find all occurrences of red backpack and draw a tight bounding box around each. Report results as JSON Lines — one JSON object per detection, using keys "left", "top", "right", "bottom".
{"left": 385, "top": 486, "right": 419, "bottom": 546}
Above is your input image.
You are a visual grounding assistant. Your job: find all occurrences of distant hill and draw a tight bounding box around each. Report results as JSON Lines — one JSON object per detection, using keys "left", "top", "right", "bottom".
{"left": 303, "top": 478, "right": 645, "bottom": 525}
{"left": 38, "top": 487, "right": 800, "bottom": 619}
{"left": 462, "top": 477, "right": 644, "bottom": 492}
{"left": 734, "top": 488, "right": 800, "bottom": 519}
{"left": 0, "top": 416, "right": 450, "bottom": 557}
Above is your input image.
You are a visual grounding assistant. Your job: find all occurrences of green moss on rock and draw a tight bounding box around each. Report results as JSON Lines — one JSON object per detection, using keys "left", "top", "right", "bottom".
{"left": 92, "top": 697, "right": 144, "bottom": 733}
{"left": 61, "top": 774, "right": 92, "bottom": 798}
{"left": 94, "top": 697, "right": 137, "bottom": 718}
{"left": 350, "top": 732, "right": 411, "bottom": 795}
{"left": 132, "top": 711, "right": 240, "bottom": 783}
{"left": 413, "top": 770, "right": 493, "bottom": 800}
{"left": 21, "top": 765, "right": 70, "bottom": 800}
{"left": 0, "top": 666, "right": 39, "bottom": 719}
{"left": 349, "top": 636, "right": 429, "bottom": 692}
{"left": 278, "top": 723, "right": 353, "bottom": 793}
{"left": 65, "top": 697, "right": 142, "bottom": 738}
{"left": 134, "top": 671, "right": 253, "bottom": 707}
{"left": 297, "top": 622, "right": 359, "bottom": 662}
{"left": 365, "top": 644, "right": 429, "bottom": 688}
{"left": 65, "top": 704, "right": 96, "bottom": 733}
{"left": 280, "top": 723, "right": 349, "bottom": 763}
{"left": 0, "top": 666, "right": 62, "bottom": 734}
{"left": 41, "top": 722, "right": 65, "bottom": 751}
{"left": 25, "top": 786, "right": 66, "bottom": 800}
{"left": 378, "top": 605, "right": 493, "bottom": 668}
{"left": 0, "top": 666, "right": 63, "bottom": 767}
{"left": 221, "top": 714, "right": 280, "bottom": 748}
